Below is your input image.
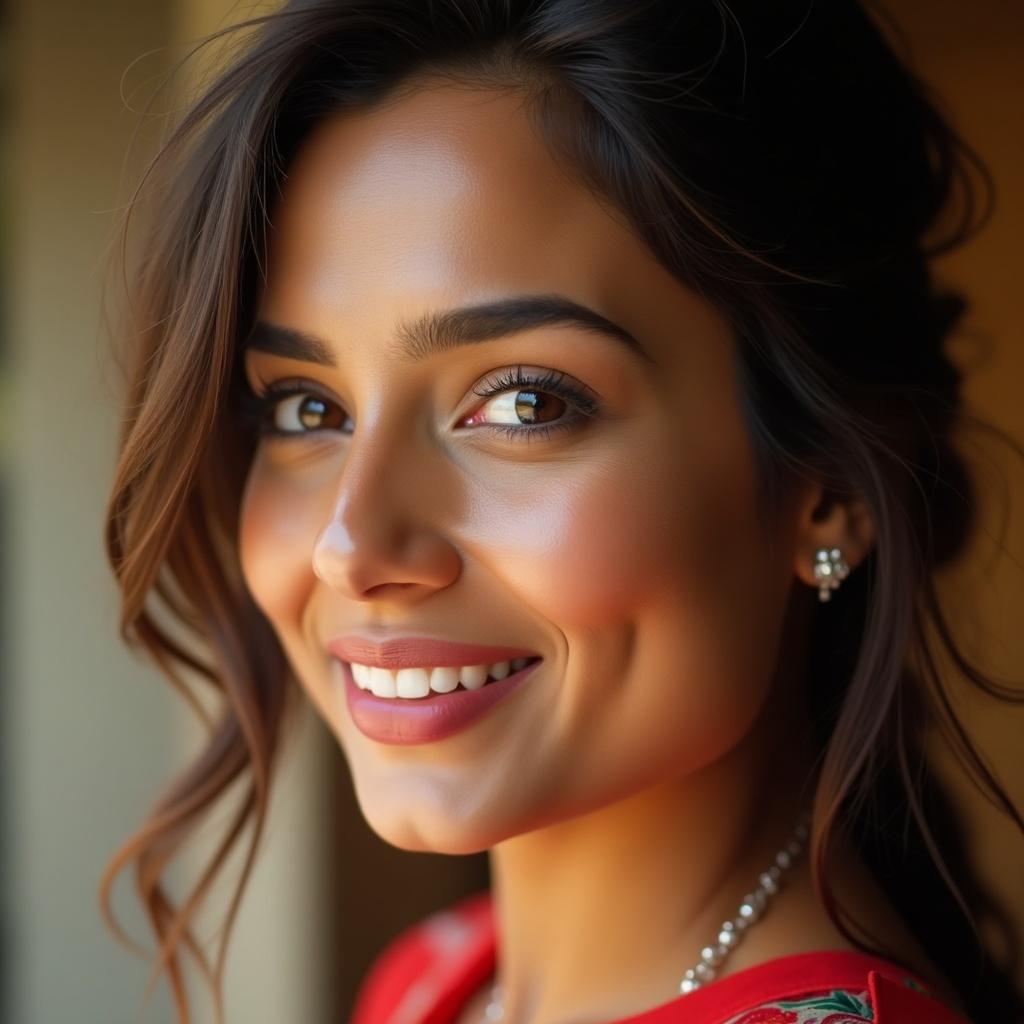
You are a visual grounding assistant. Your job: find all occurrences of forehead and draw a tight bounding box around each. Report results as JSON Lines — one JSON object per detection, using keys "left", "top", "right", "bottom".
{"left": 260, "top": 80, "right": 706, "bottom": 352}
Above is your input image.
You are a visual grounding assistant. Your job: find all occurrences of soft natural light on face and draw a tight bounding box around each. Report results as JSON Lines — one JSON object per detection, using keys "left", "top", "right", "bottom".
{"left": 233, "top": 81, "right": 804, "bottom": 863}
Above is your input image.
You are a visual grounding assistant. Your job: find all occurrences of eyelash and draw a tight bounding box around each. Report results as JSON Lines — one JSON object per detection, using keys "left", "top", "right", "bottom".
{"left": 470, "top": 366, "right": 600, "bottom": 442}
{"left": 235, "top": 366, "right": 600, "bottom": 444}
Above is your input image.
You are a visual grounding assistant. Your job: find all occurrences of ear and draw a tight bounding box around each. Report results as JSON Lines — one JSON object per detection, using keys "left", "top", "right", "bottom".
{"left": 791, "top": 481, "right": 876, "bottom": 595}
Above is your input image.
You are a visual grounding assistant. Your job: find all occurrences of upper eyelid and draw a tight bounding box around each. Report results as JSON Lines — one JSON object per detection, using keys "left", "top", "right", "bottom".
{"left": 246, "top": 367, "right": 597, "bottom": 408}
{"left": 246, "top": 373, "right": 334, "bottom": 400}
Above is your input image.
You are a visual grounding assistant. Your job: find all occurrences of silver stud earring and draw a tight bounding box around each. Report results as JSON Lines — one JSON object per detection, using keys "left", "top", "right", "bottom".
{"left": 813, "top": 547, "right": 849, "bottom": 602}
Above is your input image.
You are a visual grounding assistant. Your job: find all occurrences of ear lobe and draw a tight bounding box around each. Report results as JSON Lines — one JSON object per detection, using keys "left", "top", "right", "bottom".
{"left": 792, "top": 483, "right": 876, "bottom": 591}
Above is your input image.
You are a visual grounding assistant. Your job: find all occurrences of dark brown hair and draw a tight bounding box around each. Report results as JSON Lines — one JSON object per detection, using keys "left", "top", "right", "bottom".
{"left": 99, "top": 1, "right": 1024, "bottom": 1021}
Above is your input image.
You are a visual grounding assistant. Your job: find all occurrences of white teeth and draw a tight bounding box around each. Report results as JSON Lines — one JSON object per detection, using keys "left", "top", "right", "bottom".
{"left": 458, "top": 664, "right": 488, "bottom": 690}
{"left": 346, "top": 657, "right": 537, "bottom": 699}
{"left": 429, "top": 666, "right": 459, "bottom": 693}
{"left": 395, "top": 667, "right": 431, "bottom": 698}
{"left": 369, "top": 666, "right": 396, "bottom": 698}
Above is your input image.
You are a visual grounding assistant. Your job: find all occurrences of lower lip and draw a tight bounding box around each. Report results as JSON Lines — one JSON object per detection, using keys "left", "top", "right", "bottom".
{"left": 338, "top": 658, "right": 542, "bottom": 745}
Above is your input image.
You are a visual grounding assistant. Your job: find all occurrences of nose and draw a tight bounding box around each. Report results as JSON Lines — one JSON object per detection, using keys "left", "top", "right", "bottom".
{"left": 311, "top": 420, "right": 462, "bottom": 602}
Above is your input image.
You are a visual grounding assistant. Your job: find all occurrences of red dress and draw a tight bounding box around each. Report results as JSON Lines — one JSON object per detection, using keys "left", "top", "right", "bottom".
{"left": 350, "top": 889, "right": 970, "bottom": 1024}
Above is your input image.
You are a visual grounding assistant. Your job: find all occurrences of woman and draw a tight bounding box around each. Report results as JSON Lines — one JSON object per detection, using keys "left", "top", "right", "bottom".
{"left": 98, "top": 1, "right": 1024, "bottom": 1022}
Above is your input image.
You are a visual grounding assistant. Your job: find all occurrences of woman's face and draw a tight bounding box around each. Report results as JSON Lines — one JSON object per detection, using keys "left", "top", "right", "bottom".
{"left": 238, "top": 81, "right": 807, "bottom": 852}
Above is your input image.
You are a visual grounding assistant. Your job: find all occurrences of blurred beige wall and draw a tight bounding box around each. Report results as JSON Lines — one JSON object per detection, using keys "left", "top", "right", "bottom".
{"left": 890, "top": 0, "right": 1024, "bottom": 976}
{"left": 4, "top": 5, "right": 183, "bottom": 1023}
{"left": 2, "top": 0, "right": 333, "bottom": 1022}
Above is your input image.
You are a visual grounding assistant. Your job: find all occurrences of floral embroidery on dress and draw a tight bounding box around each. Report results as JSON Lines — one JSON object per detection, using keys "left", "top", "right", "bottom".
{"left": 723, "top": 987, "right": 873, "bottom": 1023}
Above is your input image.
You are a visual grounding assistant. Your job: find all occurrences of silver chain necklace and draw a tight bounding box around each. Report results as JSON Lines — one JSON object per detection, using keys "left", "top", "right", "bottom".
{"left": 478, "top": 808, "right": 811, "bottom": 1022}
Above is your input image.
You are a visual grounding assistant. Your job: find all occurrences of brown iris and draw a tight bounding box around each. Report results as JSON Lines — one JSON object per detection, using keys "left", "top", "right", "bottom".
{"left": 514, "top": 389, "right": 566, "bottom": 425}
{"left": 296, "top": 395, "right": 346, "bottom": 430}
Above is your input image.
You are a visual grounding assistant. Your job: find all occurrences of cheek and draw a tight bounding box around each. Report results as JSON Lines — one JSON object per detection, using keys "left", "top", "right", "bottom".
{"left": 491, "top": 499, "right": 642, "bottom": 628}
{"left": 480, "top": 422, "right": 784, "bottom": 781}
{"left": 238, "top": 454, "right": 322, "bottom": 630}
{"left": 463, "top": 443, "right": 744, "bottom": 632}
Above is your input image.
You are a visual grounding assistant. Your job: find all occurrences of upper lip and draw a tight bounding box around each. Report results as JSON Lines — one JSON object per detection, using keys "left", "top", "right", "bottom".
{"left": 327, "top": 635, "right": 541, "bottom": 669}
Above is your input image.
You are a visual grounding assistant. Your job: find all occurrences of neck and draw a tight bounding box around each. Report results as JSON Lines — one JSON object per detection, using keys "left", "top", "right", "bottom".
{"left": 486, "top": 715, "right": 817, "bottom": 1022}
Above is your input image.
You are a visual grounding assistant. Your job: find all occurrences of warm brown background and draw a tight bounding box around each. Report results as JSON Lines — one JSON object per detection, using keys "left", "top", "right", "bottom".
{"left": 1, "top": 2, "right": 1019, "bottom": 1023}
{"left": 896, "top": 0, "right": 1024, "bottom": 975}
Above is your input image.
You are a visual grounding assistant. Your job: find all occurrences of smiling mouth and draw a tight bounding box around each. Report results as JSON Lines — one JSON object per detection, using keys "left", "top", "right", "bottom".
{"left": 345, "top": 656, "right": 542, "bottom": 699}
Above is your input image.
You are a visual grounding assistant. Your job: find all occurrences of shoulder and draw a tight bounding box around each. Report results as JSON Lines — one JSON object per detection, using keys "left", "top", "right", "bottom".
{"left": 708, "top": 958, "right": 970, "bottom": 1024}
{"left": 350, "top": 891, "right": 492, "bottom": 1024}
{"left": 720, "top": 988, "right": 874, "bottom": 1024}
{"left": 349, "top": 906, "right": 972, "bottom": 1024}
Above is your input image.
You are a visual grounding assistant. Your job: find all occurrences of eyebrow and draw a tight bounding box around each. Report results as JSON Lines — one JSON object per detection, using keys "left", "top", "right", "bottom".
{"left": 241, "top": 293, "right": 654, "bottom": 367}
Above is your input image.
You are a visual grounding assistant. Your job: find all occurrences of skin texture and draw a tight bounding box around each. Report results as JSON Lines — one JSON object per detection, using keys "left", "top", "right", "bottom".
{"left": 236, "top": 81, "right": 933, "bottom": 1023}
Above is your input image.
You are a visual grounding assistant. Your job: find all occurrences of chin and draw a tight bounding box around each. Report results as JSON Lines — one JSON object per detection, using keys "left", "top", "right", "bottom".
{"left": 353, "top": 790, "right": 499, "bottom": 856}
{"left": 369, "top": 817, "right": 495, "bottom": 856}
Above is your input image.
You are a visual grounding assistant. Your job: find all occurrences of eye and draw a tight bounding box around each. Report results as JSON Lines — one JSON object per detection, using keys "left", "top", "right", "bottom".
{"left": 236, "top": 381, "right": 350, "bottom": 437}
{"left": 271, "top": 393, "right": 348, "bottom": 433}
{"left": 235, "top": 366, "right": 600, "bottom": 444}
{"left": 462, "top": 365, "right": 600, "bottom": 442}
{"left": 466, "top": 387, "right": 567, "bottom": 427}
